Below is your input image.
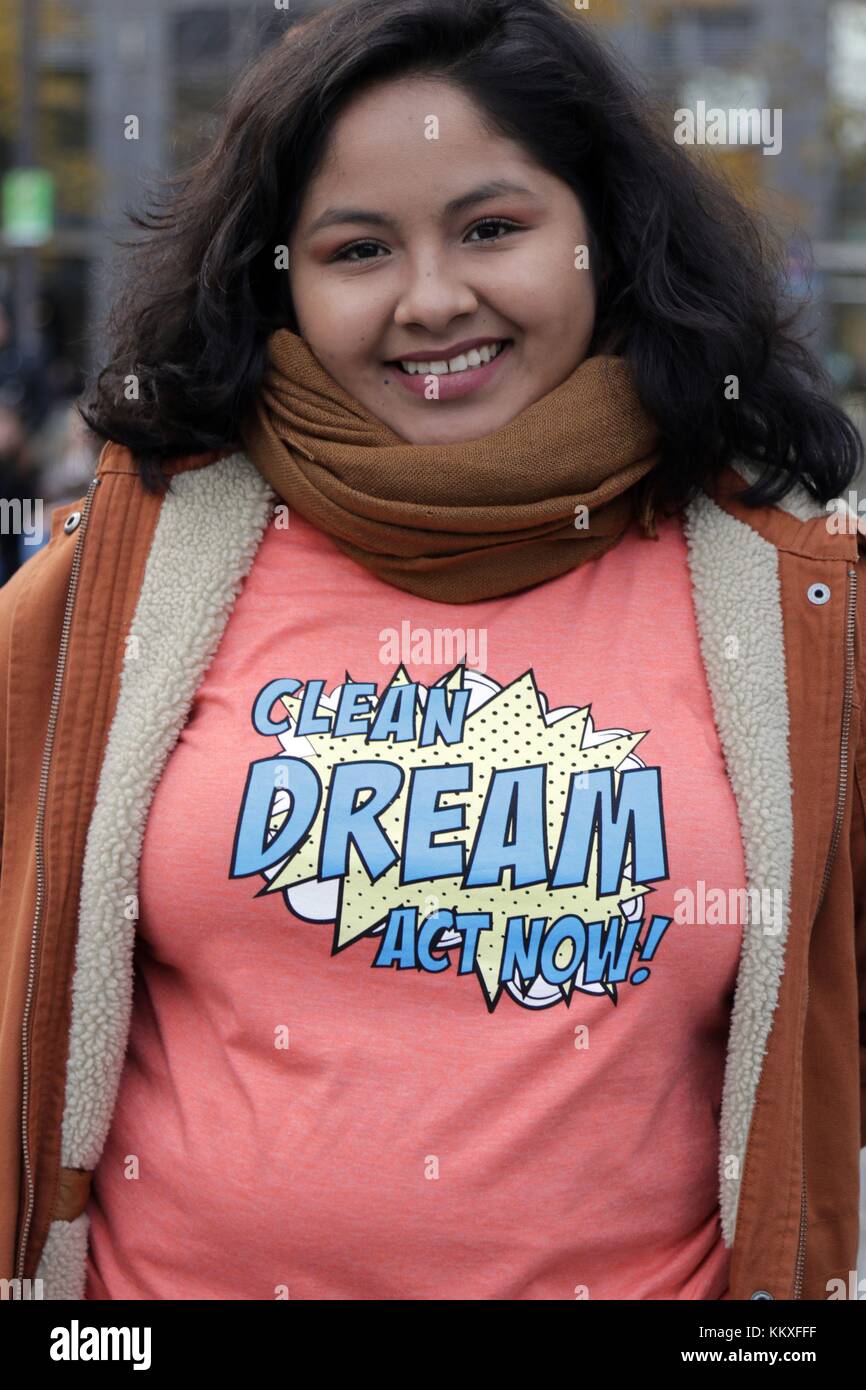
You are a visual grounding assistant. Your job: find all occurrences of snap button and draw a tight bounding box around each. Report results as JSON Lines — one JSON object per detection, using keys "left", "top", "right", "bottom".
{"left": 63, "top": 511, "right": 82, "bottom": 534}
{"left": 750, "top": 1289, "right": 774, "bottom": 1299}
{"left": 806, "top": 582, "right": 830, "bottom": 605}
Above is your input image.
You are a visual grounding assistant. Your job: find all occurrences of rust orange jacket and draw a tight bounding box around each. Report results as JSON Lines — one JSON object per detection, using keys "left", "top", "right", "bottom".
{"left": 1, "top": 440, "right": 865, "bottom": 1300}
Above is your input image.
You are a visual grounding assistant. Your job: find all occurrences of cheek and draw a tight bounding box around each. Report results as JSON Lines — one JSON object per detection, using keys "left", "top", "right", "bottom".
{"left": 501, "top": 235, "right": 596, "bottom": 331}
{"left": 570, "top": 275, "right": 597, "bottom": 334}
{"left": 548, "top": 250, "right": 596, "bottom": 311}
{"left": 289, "top": 258, "right": 346, "bottom": 327}
{"left": 292, "top": 275, "right": 383, "bottom": 358}
{"left": 518, "top": 274, "right": 596, "bottom": 347}
{"left": 558, "top": 253, "right": 596, "bottom": 325}
{"left": 289, "top": 292, "right": 344, "bottom": 357}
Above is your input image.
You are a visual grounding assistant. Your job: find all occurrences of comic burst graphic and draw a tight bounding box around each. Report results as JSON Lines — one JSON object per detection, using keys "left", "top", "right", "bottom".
{"left": 230, "top": 663, "right": 672, "bottom": 1011}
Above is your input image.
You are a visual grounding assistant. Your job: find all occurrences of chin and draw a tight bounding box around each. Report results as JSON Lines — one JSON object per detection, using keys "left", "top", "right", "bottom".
{"left": 402, "top": 409, "right": 518, "bottom": 446}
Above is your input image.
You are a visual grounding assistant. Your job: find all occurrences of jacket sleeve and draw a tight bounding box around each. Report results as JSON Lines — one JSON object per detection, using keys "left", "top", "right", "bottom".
{"left": 854, "top": 546, "right": 866, "bottom": 1149}
{"left": 0, "top": 574, "right": 9, "bottom": 877}
{"left": 0, "top": 559, "right": 28, "bottom": 878}
{"left": 0, "top": 504, "right": 83, "bottom": 886}
{"left": 855, "top": 719, "right": 866, "bottom": 1149}
{"left": 0, "top": 557, "right": 34, "bottom": 880}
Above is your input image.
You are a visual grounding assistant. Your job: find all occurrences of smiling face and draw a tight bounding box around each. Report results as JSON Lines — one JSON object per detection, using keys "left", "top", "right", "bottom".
{"left": 288, "top": 75, "right": 597, "bottom": 444}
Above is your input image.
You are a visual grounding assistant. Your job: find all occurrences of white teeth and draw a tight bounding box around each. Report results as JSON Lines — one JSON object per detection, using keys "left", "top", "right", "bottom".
{"left": 398, "top": 340, "right": 507, "bottom": 375}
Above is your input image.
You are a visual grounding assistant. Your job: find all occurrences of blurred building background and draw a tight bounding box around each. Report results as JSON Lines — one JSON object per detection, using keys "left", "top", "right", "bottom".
{"left": 0, "top": 0, "right": 865, "bottom": 582}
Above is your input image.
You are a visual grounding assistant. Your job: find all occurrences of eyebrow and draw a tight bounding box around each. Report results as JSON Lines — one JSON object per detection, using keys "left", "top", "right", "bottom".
{"left": 304, "top": 179, "right": 536, "bottom": 237}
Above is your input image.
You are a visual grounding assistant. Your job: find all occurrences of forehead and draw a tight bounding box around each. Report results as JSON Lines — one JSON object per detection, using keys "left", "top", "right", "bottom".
{"left": 329, "top": 75, "right": 496, "bottom": 143}
{"left": 319, "top": 79, "right": 526, "bottom": 176}
{"left": 295, "top": 77, "right": 545, "bottom": 226}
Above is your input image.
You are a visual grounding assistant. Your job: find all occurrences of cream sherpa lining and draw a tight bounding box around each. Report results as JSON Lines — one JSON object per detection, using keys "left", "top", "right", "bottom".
{"left": 34, "top": 453, "right": 275, "bottom": 1298}
{"left": 31, "top": 451, "right": 845, "bottom": 1297}
{"left": 681, "top": 488, "right": 793, "bottom": 1245}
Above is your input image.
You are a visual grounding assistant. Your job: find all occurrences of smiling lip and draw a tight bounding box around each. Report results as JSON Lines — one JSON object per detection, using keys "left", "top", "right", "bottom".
{"left": 387, "top": 339, "right": 513, "bottom": 400}
{"left": 385, "top": 336, "right": 508, "bottom": 363}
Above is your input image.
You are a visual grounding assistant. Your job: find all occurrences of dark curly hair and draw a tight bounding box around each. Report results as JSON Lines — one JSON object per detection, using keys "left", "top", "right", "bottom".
{"left": 79, "top": 0, "right": 863, "bottom": 521}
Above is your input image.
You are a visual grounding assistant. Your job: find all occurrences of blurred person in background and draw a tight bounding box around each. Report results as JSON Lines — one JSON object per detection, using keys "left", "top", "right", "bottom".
{"left": 0, "top": 295, "right": 59, "bottom": 580}
{"left": 22, "top": 403, "right": 101, "bottom": 561}
{"left": 0, "top": 298, "right": 51, "bottom": 436}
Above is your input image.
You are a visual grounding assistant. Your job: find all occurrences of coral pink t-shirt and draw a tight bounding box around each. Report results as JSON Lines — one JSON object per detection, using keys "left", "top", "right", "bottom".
{"left": 85, "top": 505, "right": 746, "bottom": 1300}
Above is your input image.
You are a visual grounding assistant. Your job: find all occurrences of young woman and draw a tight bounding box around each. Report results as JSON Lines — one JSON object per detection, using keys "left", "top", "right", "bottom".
{"left": 1, "top": 0, "right": 864, "bottom": 1303}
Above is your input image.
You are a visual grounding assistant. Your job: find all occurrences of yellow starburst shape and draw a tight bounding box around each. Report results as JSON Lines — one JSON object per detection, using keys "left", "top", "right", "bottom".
{"left": 256, "top": 663, "right": 657, "bottom": 1011}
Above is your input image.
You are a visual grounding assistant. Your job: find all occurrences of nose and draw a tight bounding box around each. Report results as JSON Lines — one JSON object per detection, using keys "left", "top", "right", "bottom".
{"left": 392, "top": 247, "right": 479, "bottom": 334}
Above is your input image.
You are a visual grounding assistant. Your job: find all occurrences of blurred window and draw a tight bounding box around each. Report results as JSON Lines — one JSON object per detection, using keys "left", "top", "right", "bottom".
{"left": 173, "top": 10, "right": 232, "bottom": 66}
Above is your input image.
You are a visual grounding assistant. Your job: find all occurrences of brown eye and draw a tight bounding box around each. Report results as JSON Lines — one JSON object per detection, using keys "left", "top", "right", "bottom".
{"left": 465, "top": 218, "right": 520, "bottom": 243}
{"left": 332, "top": 241, "right": 388, "bottom": 263}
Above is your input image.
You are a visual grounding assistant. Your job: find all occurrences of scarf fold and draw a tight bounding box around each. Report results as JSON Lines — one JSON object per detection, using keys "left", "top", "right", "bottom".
{"left": 241, "top": 327, "right": 662, "bottom": 604}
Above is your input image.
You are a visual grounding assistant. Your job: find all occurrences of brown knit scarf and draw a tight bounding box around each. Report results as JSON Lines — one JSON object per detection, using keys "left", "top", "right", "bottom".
{"left": 241, "top": 328, "right": 663, "bottom": 604}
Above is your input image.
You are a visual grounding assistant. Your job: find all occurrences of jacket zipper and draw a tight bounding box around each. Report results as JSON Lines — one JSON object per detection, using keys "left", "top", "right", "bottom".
{"left": 15, "top": 476, "right": 101, "bottom": 1282}
{"left": 792, "top": 563, "right": 858, "bottom": 1298}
